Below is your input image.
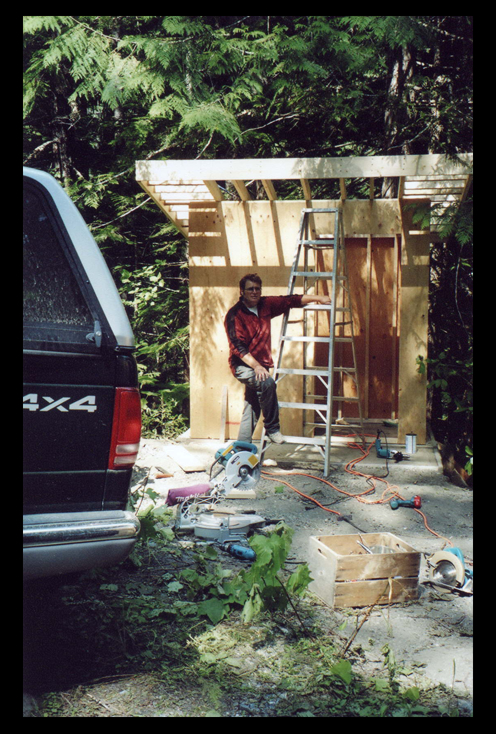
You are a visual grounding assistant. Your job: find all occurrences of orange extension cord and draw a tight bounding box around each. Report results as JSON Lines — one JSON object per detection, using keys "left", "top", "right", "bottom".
{"left": 262, "top": 433, "right": 454, "bottom": 547}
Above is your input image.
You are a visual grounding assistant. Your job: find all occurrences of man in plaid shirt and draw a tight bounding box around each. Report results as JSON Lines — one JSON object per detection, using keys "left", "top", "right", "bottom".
{"left": 224, "top": 273, "right": 331, "bottom": 444}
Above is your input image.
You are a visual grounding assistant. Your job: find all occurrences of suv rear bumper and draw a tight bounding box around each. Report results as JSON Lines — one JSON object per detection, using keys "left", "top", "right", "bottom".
{"left": 23, "top": 510, "right": 140, "bottom": 580}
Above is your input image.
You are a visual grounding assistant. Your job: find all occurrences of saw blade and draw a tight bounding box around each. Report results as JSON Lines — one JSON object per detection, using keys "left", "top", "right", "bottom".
{"left": 427, "top": 551, "right": 465, "bottom": 593}
{"left": 224, "top": 451, "right": 261, "bottom": 490}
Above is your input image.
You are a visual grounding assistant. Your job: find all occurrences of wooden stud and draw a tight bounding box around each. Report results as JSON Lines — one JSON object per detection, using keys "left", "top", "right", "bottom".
{"left": 364, "top": 236, "right": 372, "bottom": 418}
{"left": 300, "top": 178, "right": 312, "bottom": 200}
{"left": 397, "top": 200, "right": 430, "bottom": 444}
{"left": 391, "top": 235, "right": 400, "bottom": 418}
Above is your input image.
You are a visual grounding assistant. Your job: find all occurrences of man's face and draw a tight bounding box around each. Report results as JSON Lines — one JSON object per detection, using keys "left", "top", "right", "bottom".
{"left": 241, "top": 280, "right": 262, "bottom": 308}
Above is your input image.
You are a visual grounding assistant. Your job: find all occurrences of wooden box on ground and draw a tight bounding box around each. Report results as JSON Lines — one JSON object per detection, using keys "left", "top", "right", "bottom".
{"left": 308, "top": 533, "right": 420, "bottom": 608}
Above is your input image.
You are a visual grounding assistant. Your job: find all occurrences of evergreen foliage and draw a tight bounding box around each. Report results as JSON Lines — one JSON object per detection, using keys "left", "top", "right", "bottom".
{"left": 23, "top": 16, "right": 473, "bottom": 459}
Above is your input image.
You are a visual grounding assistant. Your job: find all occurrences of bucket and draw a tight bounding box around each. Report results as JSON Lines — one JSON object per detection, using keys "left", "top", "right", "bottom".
{"left": 405, "top": 433, "right": 417, "bottom": 454}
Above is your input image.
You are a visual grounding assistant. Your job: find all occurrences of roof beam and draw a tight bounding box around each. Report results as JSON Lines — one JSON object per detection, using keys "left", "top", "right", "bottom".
{"left": 136, "top": 154, "right": 473, "bottom": 183}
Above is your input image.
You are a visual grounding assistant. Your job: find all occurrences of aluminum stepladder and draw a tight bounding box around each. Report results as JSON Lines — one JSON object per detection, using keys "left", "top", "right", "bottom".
{"left": 261, "top": 207, "right": 365, "bottom": 477}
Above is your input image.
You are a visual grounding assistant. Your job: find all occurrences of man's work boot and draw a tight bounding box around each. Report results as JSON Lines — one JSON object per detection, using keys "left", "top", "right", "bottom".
{"left": 267, "top": 431, "right": 285, "bottom": 444}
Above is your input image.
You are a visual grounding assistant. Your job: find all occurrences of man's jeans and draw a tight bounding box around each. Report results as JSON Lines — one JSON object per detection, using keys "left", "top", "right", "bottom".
{"left": 234, "top": 364, "right": 280, "bottom": 442}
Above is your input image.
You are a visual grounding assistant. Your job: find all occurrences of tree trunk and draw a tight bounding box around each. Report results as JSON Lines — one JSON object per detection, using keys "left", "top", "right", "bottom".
{"left": 382, "top": 45, "right": 415, "bottom": 197}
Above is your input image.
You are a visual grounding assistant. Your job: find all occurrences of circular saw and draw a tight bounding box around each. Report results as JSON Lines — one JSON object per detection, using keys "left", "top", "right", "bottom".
{"left": 426, "top": 548, "right": 473, "bottom": 594}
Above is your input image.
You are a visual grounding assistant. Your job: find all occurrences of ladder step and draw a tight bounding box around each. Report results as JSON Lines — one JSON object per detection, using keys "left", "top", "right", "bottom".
{"left": 303, "top": 364, "right": 356, "bottom": 372}
{"left": 280, "top": 396, "right": 359, "bottom": 409}
{"left": 291, "top": 272, "right": 348, "bottom": 281}
{"left": 305, "top": 394, "right": 359, "bottom": 402}
{"left": 330, "top": 423, "right": 364, "bottom": 429}
{"left": 290, "top": 271, "right": 334, "bottom": 279}
{"left": 301, "top": 305, "right": 352, "bottom": 312}
{"left": 302, "top": 304, "right": 333, "bottom": 310}
{"left": 278, "top": 435, "right": 327, "bottom": 446}
{"left": 281, "top": 335, "right": 353, "bottom": 343}
{"left": 276, "top": 367, "right": 331, "bottom": 376}
{"left": 304, "top": 423, "right": 364, "bottom": 431}
{"left": 281, "top": 335, "right": 331, "bottom": 343}
{"left": 279, "top": 401, "right": 328, "bottom": 411}
{"left": 301, "top": 208, "right": 339, "bottom": 213}
{"left": 301, "top": 239, "right": 335, "bottom": 246}
{"left": 275, "top": 367, "right": 355, "bottom": 377}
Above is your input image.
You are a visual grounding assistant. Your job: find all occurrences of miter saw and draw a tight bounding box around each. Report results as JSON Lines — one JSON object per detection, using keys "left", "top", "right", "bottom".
{"left": 165, "top": 441, "right": 265, "bottom": 541}
{"left": 165, "top": 441, "right": 261, "bottom": 507}
{"left": 167, "top": 441, "right": 267, "bottom": 552}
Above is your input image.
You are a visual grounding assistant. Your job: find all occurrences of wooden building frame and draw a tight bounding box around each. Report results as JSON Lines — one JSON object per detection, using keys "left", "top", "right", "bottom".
{"left": 136, "top": 154, "right": 473, "bottom": 446}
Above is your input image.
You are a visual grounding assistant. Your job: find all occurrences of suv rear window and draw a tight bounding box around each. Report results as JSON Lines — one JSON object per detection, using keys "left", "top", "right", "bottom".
{"left": 23, "top": 180, "right": 100, "bottom": 354}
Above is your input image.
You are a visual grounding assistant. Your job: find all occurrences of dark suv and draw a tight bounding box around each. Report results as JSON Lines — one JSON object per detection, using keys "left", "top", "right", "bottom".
{"left": 23, "top": 167, "right": 141, "bottom": 580}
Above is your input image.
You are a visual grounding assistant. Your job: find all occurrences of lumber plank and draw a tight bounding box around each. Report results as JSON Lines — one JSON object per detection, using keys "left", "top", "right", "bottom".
{"left": 300, "top": 178, "right": 312, "bottom": 200}
{"left": 136, "top": 154, "right": 473, "bottom": 183}
{"left": 165, "top": 444, "right": 206, "bottom": 472}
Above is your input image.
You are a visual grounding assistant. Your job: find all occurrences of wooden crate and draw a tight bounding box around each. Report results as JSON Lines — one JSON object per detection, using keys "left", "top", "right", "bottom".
{"left": 308, "top": 532, "right": 420, "bottom": 608}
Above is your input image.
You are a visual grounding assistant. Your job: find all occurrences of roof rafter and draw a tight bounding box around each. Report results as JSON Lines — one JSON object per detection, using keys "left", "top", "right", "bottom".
{"left": 136, "top": 154, "right": 473, "bottom": 236}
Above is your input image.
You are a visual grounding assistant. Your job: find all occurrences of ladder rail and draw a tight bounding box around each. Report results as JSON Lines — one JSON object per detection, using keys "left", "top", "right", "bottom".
{"left": 323, "top": 209, "right": 340, "bottom": 476}
{"left": 338, "top": 211, "right": 365, "bottom": 444}
{"left": 260, "top": 208, "right": 307, "bottom": 457}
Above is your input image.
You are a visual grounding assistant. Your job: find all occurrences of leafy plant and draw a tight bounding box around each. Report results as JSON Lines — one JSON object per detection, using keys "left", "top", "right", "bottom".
{"left": 113, "top": 255, "right": 190, "bottom": 437}
{"left": 414, "top": 193, "right": 473, "bottom": 476}
{"left": 23, "top": 16, "right": 473, "bottom": 444}
{"left": 176, "top": 522, "right": 313, "bottom": 627}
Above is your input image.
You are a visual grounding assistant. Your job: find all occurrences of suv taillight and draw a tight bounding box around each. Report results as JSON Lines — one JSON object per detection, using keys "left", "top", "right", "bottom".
{"left": 108, "top": 387, "right": 142, "bottom": 469}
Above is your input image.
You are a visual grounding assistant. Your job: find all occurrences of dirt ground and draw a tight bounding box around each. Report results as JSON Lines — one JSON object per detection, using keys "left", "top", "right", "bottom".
{"left": 136, "top": 437, "right": 474, "bottom": 697}
{"left": 23, "top": 435, "right": 473, "bottom": 717}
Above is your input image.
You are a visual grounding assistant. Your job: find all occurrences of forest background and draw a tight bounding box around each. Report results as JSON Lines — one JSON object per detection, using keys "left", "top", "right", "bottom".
{"left": 23, "top": 16, "right": 473, "bottom": 476}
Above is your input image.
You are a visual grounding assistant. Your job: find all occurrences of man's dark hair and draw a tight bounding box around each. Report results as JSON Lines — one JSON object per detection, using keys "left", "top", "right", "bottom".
{"left": 239, "top": 273, "right": 262, "bottom": 291}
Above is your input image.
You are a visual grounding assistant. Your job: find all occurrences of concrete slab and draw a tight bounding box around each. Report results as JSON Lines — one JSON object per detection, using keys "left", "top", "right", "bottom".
{"left": 172, "top": 422, "right": 443, "bottom": 478}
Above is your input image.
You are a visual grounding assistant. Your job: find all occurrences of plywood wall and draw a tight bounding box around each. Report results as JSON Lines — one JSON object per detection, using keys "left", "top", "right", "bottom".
{"left": 312, "top": 236, "right": 400, "bottom": 421}
{"left": 188, "top": 199, "right": 420, "bottom": 441}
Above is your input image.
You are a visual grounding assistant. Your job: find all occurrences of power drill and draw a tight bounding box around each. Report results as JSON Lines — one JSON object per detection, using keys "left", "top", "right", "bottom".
{"left": 225, "top": 543, "right": 256, "bottom": 561}
{"left": 390, "top": 495, "right": 422, "bottom": 510}
{"left": 375, "top": 431, "right": 409, "bottom": 462}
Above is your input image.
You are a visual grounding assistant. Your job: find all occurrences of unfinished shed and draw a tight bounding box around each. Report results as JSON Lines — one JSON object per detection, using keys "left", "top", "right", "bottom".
{"left": 136, "top": 154, "right": 473, "bottom": 447}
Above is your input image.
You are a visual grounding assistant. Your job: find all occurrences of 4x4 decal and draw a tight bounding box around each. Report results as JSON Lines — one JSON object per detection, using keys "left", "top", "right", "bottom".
{"left": 23, "top": 394, "right": 97, "bottom": 412}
